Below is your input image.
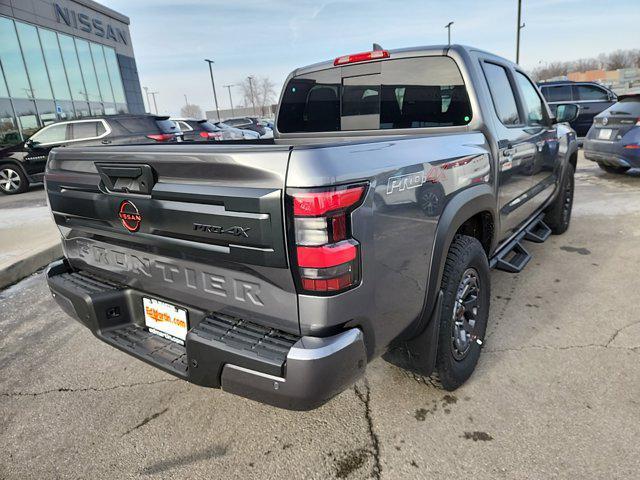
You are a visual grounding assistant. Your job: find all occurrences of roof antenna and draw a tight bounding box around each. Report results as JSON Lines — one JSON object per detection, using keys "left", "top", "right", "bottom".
{"left": 372, "top": 43, "right": 383, "bottom": 51}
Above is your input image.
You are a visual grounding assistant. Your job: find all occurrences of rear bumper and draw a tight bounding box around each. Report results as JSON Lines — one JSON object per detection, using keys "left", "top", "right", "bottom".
{"left": 583, "top": 140, "right": 640, "bottom": 168}
{"left": 46, "top": 259, "right": 366, "bottom": 410}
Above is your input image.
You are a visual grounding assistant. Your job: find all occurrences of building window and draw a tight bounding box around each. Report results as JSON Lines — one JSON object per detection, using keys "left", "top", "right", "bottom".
{"left": 15, "top": 22, "right": 54, "bottom": 100}
{"left": 0, "top": 17, "right": 32, "bottom": 99}
{"left": 58, "top": 33, "right": 87, "bottom": 102}
{"left": 104, "top": 47, "right": 127, "bottom": 104}
{"left": 90, "top": 43, "right": 115, "bottom": 108}
{"left": 74, "top": 38, "right": 101, "bottom": 103}
{"left": 12, "top": 98, "right": 40, "bottom": 138}
{"left": 38, "top": 28, "right": 72, "bottom": 101}
{"left": 0, "top": 98, "right": 19, "bottom": 147}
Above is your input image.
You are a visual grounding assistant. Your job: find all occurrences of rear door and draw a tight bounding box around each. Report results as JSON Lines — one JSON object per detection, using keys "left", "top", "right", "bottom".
{"left": 45, "top": 144, "right": 299, "bottom": 334}
{"left": 573, "top": 84, "right": 615, "bottom": 136}
{"left": 512, "top": 70, "right": 561, "bottom": 214}
{"left": 480, "top": 60, "right": 539, "bottom": 236}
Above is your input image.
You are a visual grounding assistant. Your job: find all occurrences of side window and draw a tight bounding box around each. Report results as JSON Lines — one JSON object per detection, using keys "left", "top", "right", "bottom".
{"left": 30, "top": 123, "right": 69, "bottom": 144}
{"left": 70, "top": 121, "right": 106, "bottom": 140}
{"left": 178, "top": 121, "right": 192, "bottom": 131}
{"left": 543, "top": 85, "right": 572, "bottom": 102}
{"left": 515, "top": 71, "right": 545, "bottom": 126}
{"left": 483, "top": 62, "right": 520, "bottom": 126}
{"left": 575, "top": 85, "right": 609, "bottom": 101}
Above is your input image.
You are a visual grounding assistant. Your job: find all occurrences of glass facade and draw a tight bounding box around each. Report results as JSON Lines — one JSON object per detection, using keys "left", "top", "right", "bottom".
{"left": 0, "top": 15, "right": 128, "bottom": 146}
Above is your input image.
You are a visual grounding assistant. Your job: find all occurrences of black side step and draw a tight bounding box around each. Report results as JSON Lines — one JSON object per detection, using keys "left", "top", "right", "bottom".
{"left": 494, "top": 241, "right": 531, "bottom": 273}
{"left": 524, "top": 218, "right": 551, "bottom": 243}
{"left": 491, "top": 213, "right": 551, "bottom": 273}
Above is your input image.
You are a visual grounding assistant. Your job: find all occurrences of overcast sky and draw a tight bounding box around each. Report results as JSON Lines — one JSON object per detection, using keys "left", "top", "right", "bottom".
{"left": 102, "top": 0, "right": 639, "bottom": 117}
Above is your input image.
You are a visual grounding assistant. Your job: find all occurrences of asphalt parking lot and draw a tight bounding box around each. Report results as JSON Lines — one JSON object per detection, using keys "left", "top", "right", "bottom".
{"left": 1, "top": 153, "right": 639, "bottom": 480}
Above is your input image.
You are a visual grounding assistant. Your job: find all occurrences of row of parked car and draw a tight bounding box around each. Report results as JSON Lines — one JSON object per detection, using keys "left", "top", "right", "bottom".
{"left": 0, "top": 115, "right": 274, "bottom": 195}
{"left": 539, "top": 80, "right": 640, "bottom": 174}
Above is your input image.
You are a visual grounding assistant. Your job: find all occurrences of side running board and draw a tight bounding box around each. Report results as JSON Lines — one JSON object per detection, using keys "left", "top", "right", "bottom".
{"left": 491, "top": 214, "right": 550, "bottom": 273}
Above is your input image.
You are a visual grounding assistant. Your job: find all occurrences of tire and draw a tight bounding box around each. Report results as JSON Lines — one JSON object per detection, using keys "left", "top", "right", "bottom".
{"left": 544, "top": 163, "right": 574, "bottom": 235}
{"left": 0, "top": 163, "right": 29, "bottom": 195}
{"left": 597, "top": 162, "right": 630, "bottom": 175}
{"left": 432, "top": 235, "right": 490, "bottom": 391}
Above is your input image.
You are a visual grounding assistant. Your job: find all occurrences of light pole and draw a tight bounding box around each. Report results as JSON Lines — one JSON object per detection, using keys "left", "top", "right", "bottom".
{"left": 150, "top": 91, "right": 159, "bottom": 114}
{"left": 445, "top": 21, "right": 454, "bottom": 46}
{"left": 183, "top": 94, "right": 189, "bottom": 106}
{"left": 247, "top": 76, "right": 257, "bottom": 116}
{"left": 143, "top": 86, "right": 151, "bottom": 113}
{"left": 516, "top": 0, "right": 525, "bottom": 64}
{"left": 223, "top": 84, "right": 237, "bottom": 117}
{"left": 204, "top": 59, "right": 221, "bottom": 121}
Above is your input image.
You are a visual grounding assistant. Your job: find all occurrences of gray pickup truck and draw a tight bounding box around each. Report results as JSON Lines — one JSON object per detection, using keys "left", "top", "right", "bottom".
{"left": 45, "top": 45, "right": 579, "bottom": 410}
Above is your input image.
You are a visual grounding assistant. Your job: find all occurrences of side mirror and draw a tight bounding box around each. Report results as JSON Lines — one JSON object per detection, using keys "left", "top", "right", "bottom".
{"left": 554, "top": 103, "right": 580, "bottom": 124}
{"left": 24, "top": 138, "right": 35, "bottom": 149}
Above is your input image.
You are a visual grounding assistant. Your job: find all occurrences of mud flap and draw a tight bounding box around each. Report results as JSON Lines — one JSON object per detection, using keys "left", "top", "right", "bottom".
{"left": 402, "top": 290, "right": 443, "bottom": 377}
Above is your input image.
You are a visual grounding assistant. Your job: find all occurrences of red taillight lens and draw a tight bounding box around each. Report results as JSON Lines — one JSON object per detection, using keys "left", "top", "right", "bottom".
{"left": 624, "top": 143, "right": 640, "bottom": 149}
{"left": 146, "top": 133, "right": 174, "bottom": 142}
{"left": 289, "top": 184, "right": 366, "bottom": 294}
{"left": 293, "top": 186, "right": 365, "bottom": 216}
{"left": 199, "top": 131, "right": 222, "bottom": 140}
{"left": 334, "top": 50, "right": 389, "bottom": 66}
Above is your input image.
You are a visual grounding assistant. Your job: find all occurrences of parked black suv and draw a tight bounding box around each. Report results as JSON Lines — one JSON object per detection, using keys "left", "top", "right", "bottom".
{"left": 538, "top": 80, "right": 617, "bottom": 137}
{"left": 0, "top": 114, "right": 182, "bottom": 195}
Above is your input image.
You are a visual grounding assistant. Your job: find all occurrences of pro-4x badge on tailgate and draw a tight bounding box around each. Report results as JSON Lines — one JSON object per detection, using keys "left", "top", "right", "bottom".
{"left": 118, "top": 200, "right": 142, "bottom": 232}
{"left": 193, "top": 223, "right": 250, "bottom": 237}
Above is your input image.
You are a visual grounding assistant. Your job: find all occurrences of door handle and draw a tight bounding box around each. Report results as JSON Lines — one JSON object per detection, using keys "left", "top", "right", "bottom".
{"left": 503, "top": 147, "right": 516, "bottom": 157}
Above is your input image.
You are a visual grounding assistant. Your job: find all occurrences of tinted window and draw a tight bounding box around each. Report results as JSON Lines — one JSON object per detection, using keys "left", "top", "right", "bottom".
{"left": 278, "top": 56, "right": 471, "bottom": 133}
{"left": 0, "top": 17, "right": 31, "bottom": 98}
{"left": 515, "top": 71, "right": 545, "bottom": 126}
{"left": 177, "top": 121, "right": 193, "bottom": 131}
{"left": 157, "top": 119, "right": 180, "bottom": 133}
{"left": 576, "top": 85, "right": 608, "bottom": 101}
{"left": 115, "top": 117, "right": 155, "bottom": 133}
{"left": 199, "top": 121, "right": 221, "bottom": 132}
{"left": 542, "top": 85, "right": 572, "bottom": 102}
{"left": 605, "top": 99, "right": 640, "bottom": 116}
{"left": 38, "top": 29, "right": 72, "bottom": 101}
{"left": 31, "top": 123, "right": 68, "bottom": 144}
{"left": 71, "top": 121, "right": 105, "bottom": 140}
{"left": 483, "top": 62, "right": 520, "bottom": 125}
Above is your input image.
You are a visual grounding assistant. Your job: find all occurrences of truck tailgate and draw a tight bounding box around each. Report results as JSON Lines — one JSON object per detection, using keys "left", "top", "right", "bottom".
{"left": 45, "top": 144, "right": 299, "bottom": 334}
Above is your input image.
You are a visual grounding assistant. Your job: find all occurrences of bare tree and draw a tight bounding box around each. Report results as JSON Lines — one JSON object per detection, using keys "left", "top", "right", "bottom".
{"left": 180, "top": 103, "right": 203, "bottom": 119}
{"left": 529, "top": 48, "right": 640, "bottom": 82}
{"left": 239, "top": 76, "right": 277, "bottom": 116}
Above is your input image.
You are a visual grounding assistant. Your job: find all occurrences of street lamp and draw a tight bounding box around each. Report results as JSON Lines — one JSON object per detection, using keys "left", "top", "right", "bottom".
{"left": 247, "top": 76, "right": 257, "bottom": 116}
{"left": 204, "top": 59, "right": 221, "bottom": 121}
{"left": 516, "top": 0, "right": 525, "bottom": 64}
{"left": 143, "top": 86, "right": 151, "bottom": 113}
{"left": 445, "top": 21, "right": 454, "bottom": 46}
{"left": 149, "top": 91, "right": 159, "bottom": 115}
{"left": 223, "top": 84, "right": 237, "bottom": 118}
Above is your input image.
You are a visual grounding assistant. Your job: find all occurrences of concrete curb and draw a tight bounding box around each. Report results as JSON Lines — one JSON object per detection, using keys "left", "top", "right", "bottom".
{"left": 0, "top": 241, "right": 63, "bottom": 289}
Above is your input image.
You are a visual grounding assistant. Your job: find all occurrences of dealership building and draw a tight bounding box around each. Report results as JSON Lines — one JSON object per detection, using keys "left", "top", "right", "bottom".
{"left": 0, "top": 0, "right": 145, "bottom": 146}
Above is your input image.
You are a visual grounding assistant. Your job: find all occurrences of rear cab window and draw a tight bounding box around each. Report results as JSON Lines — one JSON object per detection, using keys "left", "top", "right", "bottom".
{"left": 277, "top": 56, "right": 472, "bottom": 133}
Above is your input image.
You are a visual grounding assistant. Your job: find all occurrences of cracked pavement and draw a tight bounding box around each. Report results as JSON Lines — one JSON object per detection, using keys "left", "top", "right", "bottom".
{"left": 1, "top": 154, "right": 639, "bottom": 479}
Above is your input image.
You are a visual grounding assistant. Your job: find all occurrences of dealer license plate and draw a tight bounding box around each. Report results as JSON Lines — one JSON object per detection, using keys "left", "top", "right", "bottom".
{"left": 143, "top": 297, "right": 188, "bottom": 344}
{"left": 597, "top": 128, "right": 613, "bottom": 140}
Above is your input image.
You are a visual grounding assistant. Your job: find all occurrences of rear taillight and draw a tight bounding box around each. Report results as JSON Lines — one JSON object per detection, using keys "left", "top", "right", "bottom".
{"left": 146, "top": 133, "right": 175, "bottom": 142}
{"left": 199, "top": 131, "right": 222, "bottom": 140}
{"left": 334, "top": 50, "right": 389, "bottom": 66}
{"left": 288, "top": 184, "right": 366, "bottom": 294}
{"left": 624, "top": 144, "right": 640, "bottom": 149}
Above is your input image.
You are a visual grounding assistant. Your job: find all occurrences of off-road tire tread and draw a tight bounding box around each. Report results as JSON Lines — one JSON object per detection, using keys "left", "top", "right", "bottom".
{"left": 545, "top": 163, "right": 574, "bottom": 235}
